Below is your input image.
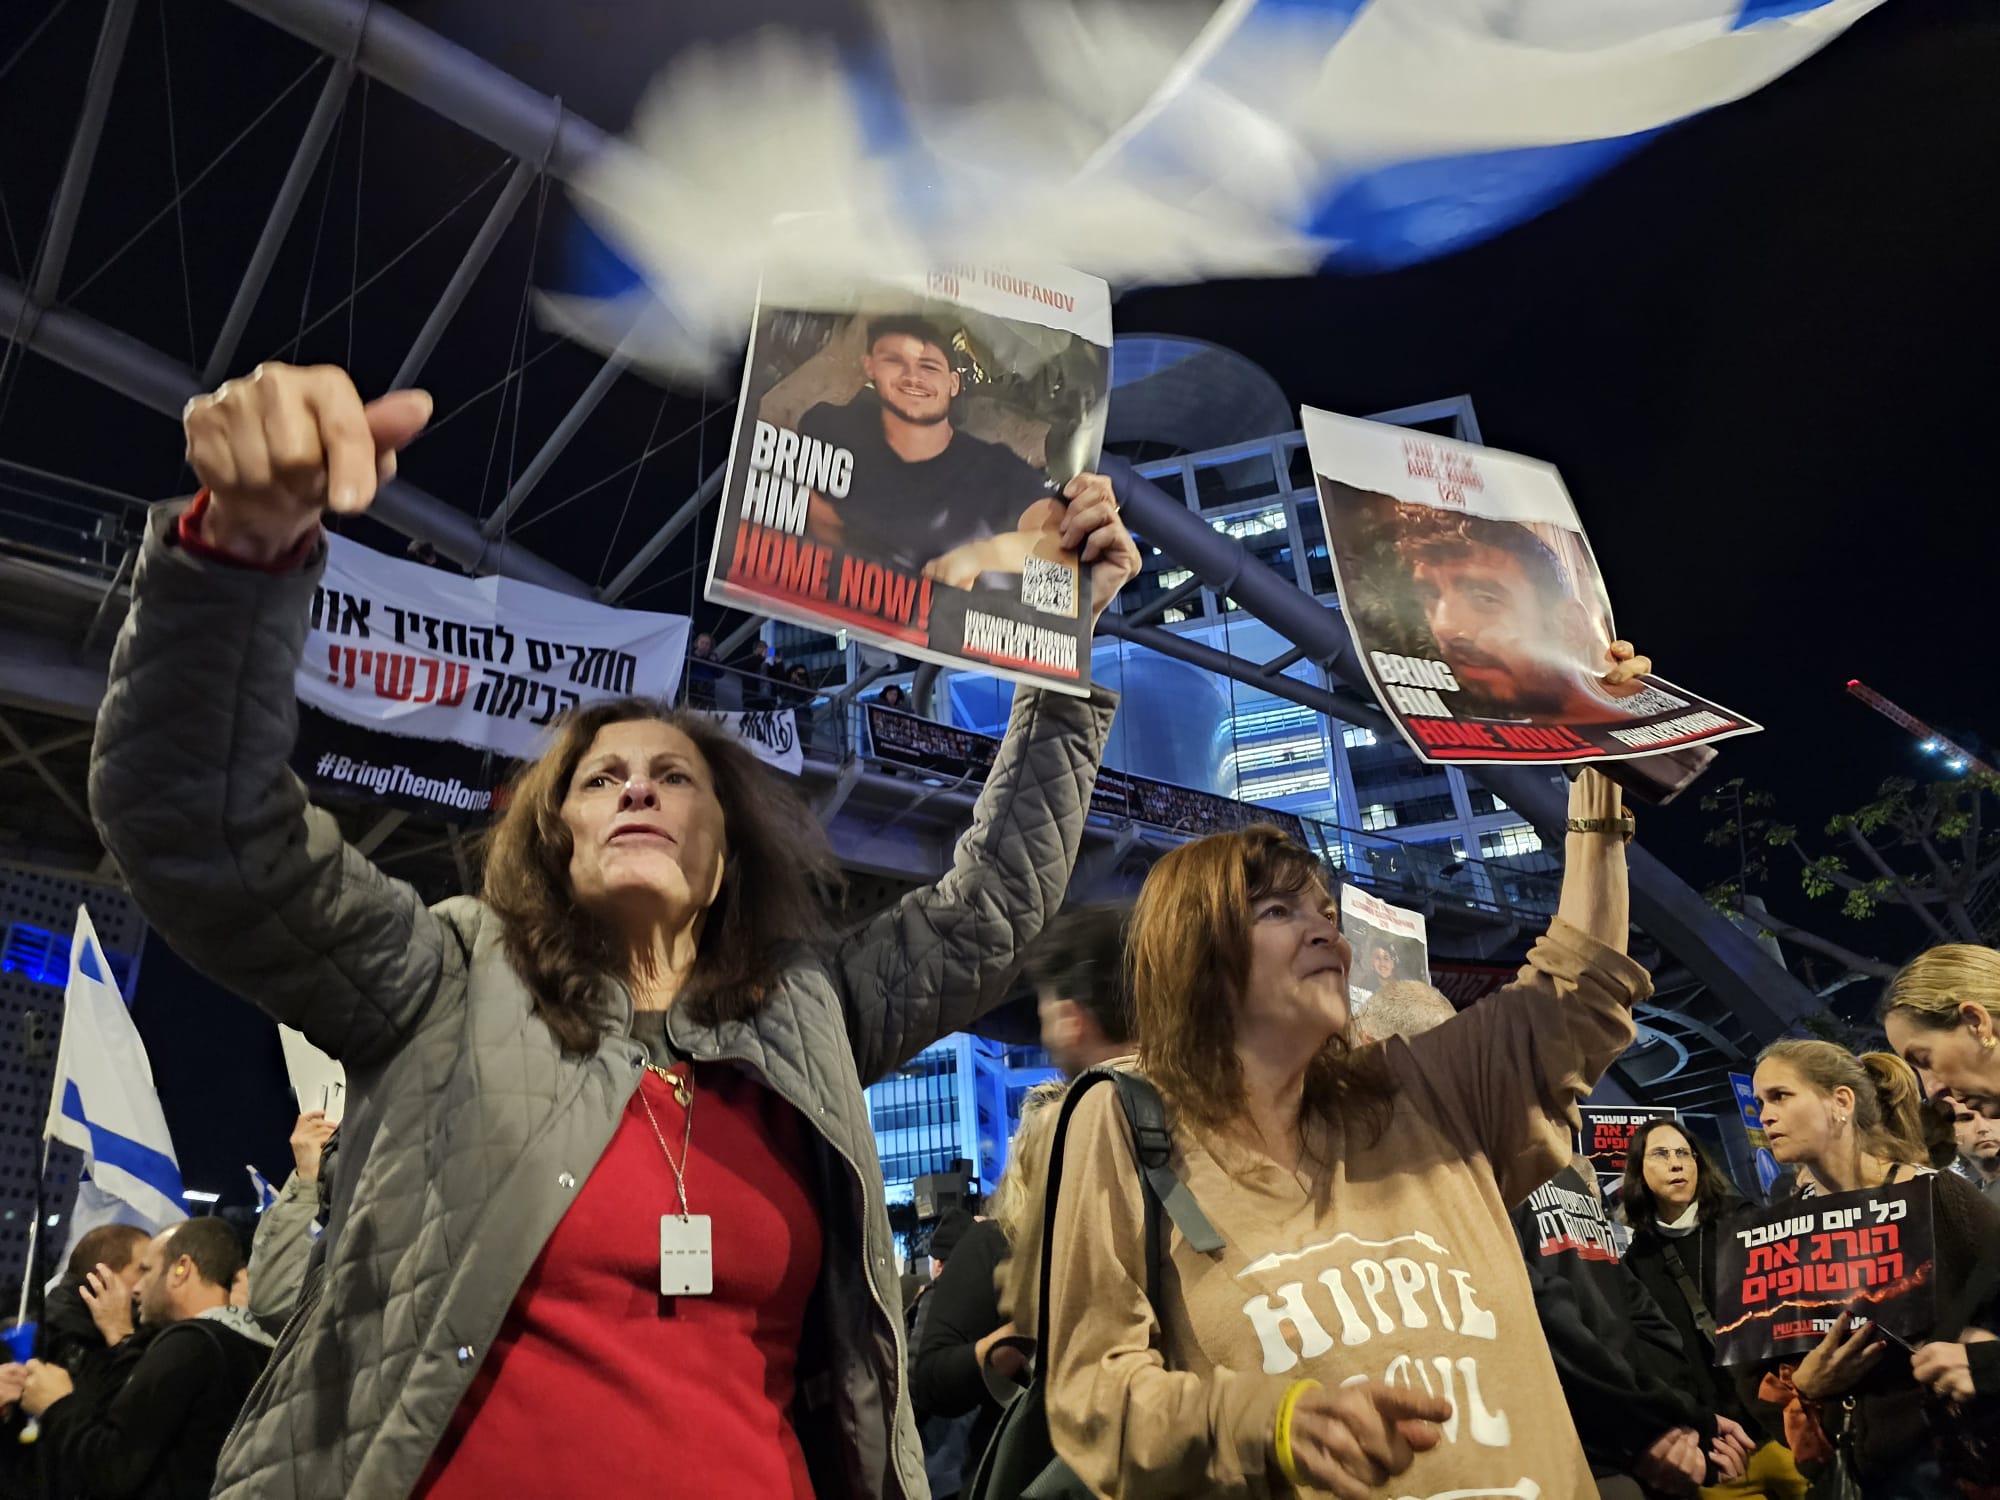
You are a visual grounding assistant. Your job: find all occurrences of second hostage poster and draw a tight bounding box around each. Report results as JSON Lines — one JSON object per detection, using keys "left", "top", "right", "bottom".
{"left": 1340, "top": 885, "right": 1430, "bottom": 1016}
{"left": 707, "top": 264, "right": 1112, "bottom": 694}
{"left": 1302, "top": 407, "right": 1760, "bottom": 766}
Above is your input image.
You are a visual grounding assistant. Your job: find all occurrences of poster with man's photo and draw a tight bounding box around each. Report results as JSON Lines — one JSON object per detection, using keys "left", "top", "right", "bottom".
{"left": 707, "top": 264, "right": 1112, "bottom": 694}
{"left": 1340, "top": 885, "right": 1429, "bottom": 1015}
{"left": 1302, "top": 407, "right": 1760, "bottom": 766}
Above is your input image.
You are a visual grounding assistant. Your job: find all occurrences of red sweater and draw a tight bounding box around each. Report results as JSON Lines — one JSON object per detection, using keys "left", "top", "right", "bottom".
{"left": 417, "top": 1064, "right": 824, "bottom": 1497}
{"left": 173, "top": 497, "right": 828, "bottom": 1492}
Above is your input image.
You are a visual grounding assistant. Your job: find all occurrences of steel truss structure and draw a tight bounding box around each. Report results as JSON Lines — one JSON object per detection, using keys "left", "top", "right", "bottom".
{"left": 0, "top": 0, "right": 1816, "bottom": 1075}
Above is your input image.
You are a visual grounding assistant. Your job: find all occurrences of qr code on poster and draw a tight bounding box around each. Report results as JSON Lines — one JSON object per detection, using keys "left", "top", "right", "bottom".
{"left": 1020, "top": 556, "right": 1077, "bottom": 617}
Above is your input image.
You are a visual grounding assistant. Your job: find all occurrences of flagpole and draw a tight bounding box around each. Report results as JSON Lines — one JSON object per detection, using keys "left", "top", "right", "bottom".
{"left": 15, "top": 1133, "right": 52, "bottom": 1340}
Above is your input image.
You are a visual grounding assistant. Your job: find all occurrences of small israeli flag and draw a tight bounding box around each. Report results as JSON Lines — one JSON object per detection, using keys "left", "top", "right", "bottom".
{"left": 247, "top": 1165, "right": 282, "bottom": 1214}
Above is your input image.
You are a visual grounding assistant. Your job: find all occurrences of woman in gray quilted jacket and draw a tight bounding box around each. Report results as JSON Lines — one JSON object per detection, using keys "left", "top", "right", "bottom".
{"left": 89, "top": 363, "right": 1138, "bottom": 1499}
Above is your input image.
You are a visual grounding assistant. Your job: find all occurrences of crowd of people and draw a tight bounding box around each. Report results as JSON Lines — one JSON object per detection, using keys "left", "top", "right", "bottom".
{"left": 0, "top": 360, "right": 1994, "bottom": 1498}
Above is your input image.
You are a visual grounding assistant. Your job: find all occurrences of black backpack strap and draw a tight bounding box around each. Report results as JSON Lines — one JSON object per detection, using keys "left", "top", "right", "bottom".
{"left": 1657, "top": 1232, "right": 1718, "bottom": 1344}
{"left": 1107, "top": 1071, "right": 1226, "bottom": 1257}
{"left": 1032, "top": 1067, "right": 1225, "bottom": 1359}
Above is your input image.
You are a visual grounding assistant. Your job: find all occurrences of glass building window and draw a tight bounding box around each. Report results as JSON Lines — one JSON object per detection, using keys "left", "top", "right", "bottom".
{"left": 1342, "top": 726, "right": 1378, "bottom": 749}
{"left": 1362, "top": 803, "right": 1396, "bottom": 831}
{"left": 1481, "top": 824, "right": 1544, "bottom": 859}
{"left": 1193, "top": 452, "right": 1278, "bottom": 510}
{"left": 1295, "top": 507, "right": 1335, "bottom": 595}
{"left": 1213, "top": 505, "right": 1296, "bottom": 607}
{"left": 1118, "top": 548, "right": 1207, "bottom": 622}
{"left": 1286, "top": 443, "right": 1316, "bottom": 493}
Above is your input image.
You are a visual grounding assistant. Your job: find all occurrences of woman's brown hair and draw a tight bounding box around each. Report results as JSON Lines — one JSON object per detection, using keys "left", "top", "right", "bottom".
{"left": 1755, "top": 1039, "right": 1927, "bottom": 1169}
{"left": 481, "top": 697, "right": 841, "bottom": 1054}
{"left": 1616, "top": 1118, "right": 1741, "bottom": 1233}
{"left": 1130, "top": 824, "right": 1393, "bottom": 1142}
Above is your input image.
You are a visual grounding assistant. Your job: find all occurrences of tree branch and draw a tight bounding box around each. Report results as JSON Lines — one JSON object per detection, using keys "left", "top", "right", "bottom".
{"left": 1842, "top": 825, "right": 1955, "bottom": 943}
{"left": 1736, "top": 895, "right": 1899, "bottom": 981}
{"left": 1787, "top": 839, "right": 1867, "bottom": 893}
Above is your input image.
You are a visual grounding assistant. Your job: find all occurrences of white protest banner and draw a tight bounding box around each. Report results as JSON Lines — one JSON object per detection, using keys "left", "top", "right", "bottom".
{"left": 299, "top": 533, "right": 691, "bottom": 761}
{"left": 696, "top": 710, "right": 805, "bottom": 776}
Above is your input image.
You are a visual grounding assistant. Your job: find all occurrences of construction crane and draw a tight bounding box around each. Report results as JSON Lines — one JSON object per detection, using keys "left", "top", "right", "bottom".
{"left": 1845, "top": 680, "right": 1995, "bottom": 777}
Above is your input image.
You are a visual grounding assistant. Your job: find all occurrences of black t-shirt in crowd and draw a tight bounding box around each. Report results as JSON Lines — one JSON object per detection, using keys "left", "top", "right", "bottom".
{"left": 797, "top": 395, "right": 1054, "bottom": 573}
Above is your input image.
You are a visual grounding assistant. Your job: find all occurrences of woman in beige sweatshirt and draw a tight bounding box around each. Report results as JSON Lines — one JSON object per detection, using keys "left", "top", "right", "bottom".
{"left": 1046, "top": 754, "right": 1650, "bottom": 1500}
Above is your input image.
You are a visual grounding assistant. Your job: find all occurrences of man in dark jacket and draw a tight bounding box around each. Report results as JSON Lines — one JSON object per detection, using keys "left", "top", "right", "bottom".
{"left": 20, "top": 1218, "right": 274, "bottom": 1499}
{"left": 1512, "top": 1158, "right": 1755, "bottom": 1497}
{"left": 36, "top": 1224, "right": 151, "bottom": 1389}
{"left": 912, "top": 1210, "right": 1026, "bottom": 1499}
{"left": 909, "top": 1209, "right": 986, "bottom": 1497}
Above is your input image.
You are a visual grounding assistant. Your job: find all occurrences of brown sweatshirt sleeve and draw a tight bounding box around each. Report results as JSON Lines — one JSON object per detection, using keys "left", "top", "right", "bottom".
{"left": 1045, "top": 1082, "right": 1291, "bottom": 1499}
{"left": 1390, "top": 917, "right": 1650, "bottom": 1207}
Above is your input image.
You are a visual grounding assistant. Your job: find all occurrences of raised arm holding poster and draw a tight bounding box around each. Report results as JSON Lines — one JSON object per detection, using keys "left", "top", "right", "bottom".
{"left": 1302, "top": 406, "right": 1759, "bottom": 768}
{"left": 707, "top": 264, "right": 1111, "bottom": 692}
{"left": 1339, "top": 884, "right": 1429, "bottom": 1015}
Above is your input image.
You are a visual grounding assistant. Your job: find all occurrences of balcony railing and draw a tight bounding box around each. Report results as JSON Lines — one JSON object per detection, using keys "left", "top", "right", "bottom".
{"left": 683, "top": 656, "right": 1559, "bottom": 925}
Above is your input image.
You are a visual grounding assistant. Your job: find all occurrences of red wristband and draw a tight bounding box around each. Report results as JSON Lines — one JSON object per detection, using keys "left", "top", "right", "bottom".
{"left": 175, "top": 490, "right": 319, "bottom": 574}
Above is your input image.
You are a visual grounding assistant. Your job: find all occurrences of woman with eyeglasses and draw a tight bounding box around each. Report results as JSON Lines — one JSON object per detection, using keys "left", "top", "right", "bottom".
{"left": 1619, "top": 1120, "right": 1806, "bottom": 1499}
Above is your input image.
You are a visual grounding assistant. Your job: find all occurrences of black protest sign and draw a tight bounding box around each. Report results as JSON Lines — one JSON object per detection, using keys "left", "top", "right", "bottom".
{"left": 1712, "top": 1178, "right": 1936, "bottom": 1366}
{"left": 1575, "top": 1106, "right": 1679, "bottom": 1190}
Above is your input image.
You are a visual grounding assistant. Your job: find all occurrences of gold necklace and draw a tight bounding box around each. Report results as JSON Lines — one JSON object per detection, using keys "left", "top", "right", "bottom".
{"left": 636, "top": 1064, "right": 695, "bottom": 1218}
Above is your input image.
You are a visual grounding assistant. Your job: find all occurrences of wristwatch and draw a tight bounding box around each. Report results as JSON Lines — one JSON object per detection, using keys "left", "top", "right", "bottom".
{"left": 1565, "top": 815, "right": 1636, "bottom": 843}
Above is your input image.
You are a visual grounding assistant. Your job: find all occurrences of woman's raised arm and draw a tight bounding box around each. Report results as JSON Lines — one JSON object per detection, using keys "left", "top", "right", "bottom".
{"left": 91, "top": 365, "right": 447, "bottom": 1069}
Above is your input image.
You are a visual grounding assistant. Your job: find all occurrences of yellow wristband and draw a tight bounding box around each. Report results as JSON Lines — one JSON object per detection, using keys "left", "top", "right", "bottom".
{"left": 1272, "top": 1378, "right": 1321, "bottom": 1490}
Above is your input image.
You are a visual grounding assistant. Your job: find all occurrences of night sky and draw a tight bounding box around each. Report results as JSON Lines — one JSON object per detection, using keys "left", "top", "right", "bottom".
{"left": 3, "top": 0, "right": 1995, "bottom": 1199}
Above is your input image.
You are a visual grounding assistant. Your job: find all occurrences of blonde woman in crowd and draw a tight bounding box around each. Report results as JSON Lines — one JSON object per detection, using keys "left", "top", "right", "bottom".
{"left": 1881, "top": 944, "right": 2000, "bottom": 1117}
{"left": 1748, "top": 1041, "right": 2000, "bottom": 1497}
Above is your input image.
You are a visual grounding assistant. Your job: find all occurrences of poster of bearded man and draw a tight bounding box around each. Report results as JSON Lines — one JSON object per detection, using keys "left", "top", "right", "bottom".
{"left": 1303, "top": 406, "right": 1759, "bottom": 767}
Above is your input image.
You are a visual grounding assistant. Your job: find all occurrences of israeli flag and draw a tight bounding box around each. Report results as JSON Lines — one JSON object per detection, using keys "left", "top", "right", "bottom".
{"left": 246, "top": 1165, "right": 282, "bottom": 1214}
{"left": 43, "top": 908, "right": 185, "bottom": 1230}
{"left": 562, "top": 0, "right": 1882, "bottom": 377}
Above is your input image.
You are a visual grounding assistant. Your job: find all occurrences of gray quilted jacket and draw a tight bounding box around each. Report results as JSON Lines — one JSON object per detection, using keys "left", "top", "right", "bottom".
{"left": 90, "top": 503, "right": 1116, "bottom": 1500}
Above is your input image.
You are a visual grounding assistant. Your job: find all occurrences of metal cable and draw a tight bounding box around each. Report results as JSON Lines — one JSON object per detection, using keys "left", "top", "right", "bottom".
{"left": 281, "top": 70, "right": 349, "bottom": 366}
{"left": 593, "top": 387, "right": 670, "bottom": 583}
{"left": 156, "top": 0, "right": 200, "bottom": 369}
{"left": 278, "top": 156, "right": 510, "bottom": 356}
{"left": 346, "top": 75, "right": 368, "bottom": 373}
{"left": 473, "top": 170, "right": 549, "bottom": 523}
{"left": 64, "top": 56, "right": 326, "bottom": 305}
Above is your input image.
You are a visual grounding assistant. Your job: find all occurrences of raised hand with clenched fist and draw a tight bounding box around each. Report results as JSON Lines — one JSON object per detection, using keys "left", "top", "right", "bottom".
{"left": 181, "top": 362, "right": 431, "bottom": 565}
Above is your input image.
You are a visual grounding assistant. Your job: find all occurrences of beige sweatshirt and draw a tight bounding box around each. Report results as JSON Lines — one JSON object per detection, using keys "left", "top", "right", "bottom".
{"left": 1045, "top": 919, "right": 1649, "bottom": 1500}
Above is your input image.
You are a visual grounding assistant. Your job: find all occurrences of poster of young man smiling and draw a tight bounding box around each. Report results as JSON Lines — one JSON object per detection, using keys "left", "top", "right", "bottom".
{"left": 1303, "top": 406, "right": 1760, "bottom": 766}
{"left": 706, "top": 263, "right": 1111, "bottom": 692}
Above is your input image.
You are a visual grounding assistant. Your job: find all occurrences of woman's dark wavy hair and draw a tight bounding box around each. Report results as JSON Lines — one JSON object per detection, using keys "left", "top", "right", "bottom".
{"left": 1131, "top": 824, "right": 1394, "bottom": 1149}
{"left": 1617, "top": 1118, "right": 1741, "bottom": 1234}
{"left": 481, "top": 696, "right": 841, "bottom": 1054}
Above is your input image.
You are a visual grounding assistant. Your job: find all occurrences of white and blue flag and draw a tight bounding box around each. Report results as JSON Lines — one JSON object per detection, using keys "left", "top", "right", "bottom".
{"left": 556, "top": 0, "right": 1883, "bottom": 377}
{"left": 246, "top": 1164, "right": 282, "bottom": 1214}
{"left": 43, "top": 907, "right": 185, "bottom": 1232}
